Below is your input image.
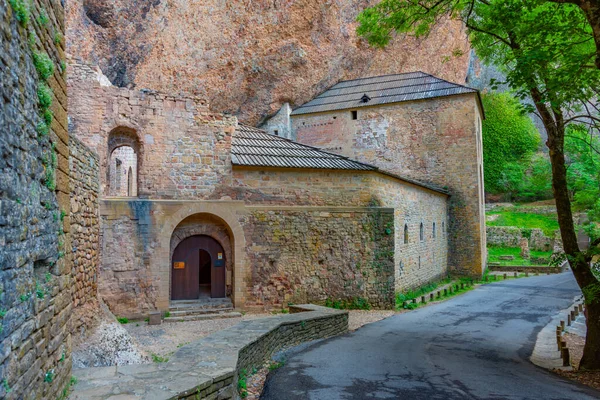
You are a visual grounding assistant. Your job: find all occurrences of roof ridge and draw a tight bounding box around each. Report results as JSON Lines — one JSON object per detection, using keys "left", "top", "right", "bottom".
{"left": 310, "top": 79, "right": 449, "bottom": 101}
{"left": 330, "top": 71, "right": 427, "bottom": 86}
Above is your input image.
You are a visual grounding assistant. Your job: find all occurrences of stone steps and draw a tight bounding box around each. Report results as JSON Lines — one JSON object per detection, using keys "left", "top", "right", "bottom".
{"left": 164, "top": 312, "right": 242, "bottom": 323}
{"left": 168, "top": 307, "right": 235, "bottom": 317}
{"left": 169, "top": 299, "right": 233, "bottom": 312}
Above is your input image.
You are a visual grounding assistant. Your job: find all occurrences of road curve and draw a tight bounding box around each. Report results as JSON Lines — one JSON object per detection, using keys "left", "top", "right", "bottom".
{"left": 261, "top": 273, "right": 600, "bottom": 400}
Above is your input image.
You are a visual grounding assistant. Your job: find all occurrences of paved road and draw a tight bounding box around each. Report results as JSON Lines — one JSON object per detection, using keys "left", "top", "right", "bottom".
{"left": 262, "top": 273, "right": 600, "bottom": 400}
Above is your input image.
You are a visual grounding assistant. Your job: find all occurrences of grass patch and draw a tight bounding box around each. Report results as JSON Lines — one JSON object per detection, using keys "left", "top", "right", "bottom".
{"left": 324, "top": 297, "right": 371, "bottom": 310}
{"left": 487, "top": 246, "right": 553, "bottom": 266}
{"left": 150, "top": 353, "right": 169, "bottom": 363}
{"left": 395, "top": 277, "right": 452, "bottom": 308}
{"left": 117, "top": 317, "right": 129, "bottom": 324}
{"left": 486, "top": 210, "right": 559, "bottom": 236}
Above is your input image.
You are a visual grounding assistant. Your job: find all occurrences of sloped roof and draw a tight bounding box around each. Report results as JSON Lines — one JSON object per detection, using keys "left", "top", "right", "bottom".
{"left": 232, "top": 125, "right": 449, "bottom": 195}
{"left": 232, "top": 125, "right": 375, "bottom": 171}
{"left": 290, "top": 72, "right": 478, "bottom": 115}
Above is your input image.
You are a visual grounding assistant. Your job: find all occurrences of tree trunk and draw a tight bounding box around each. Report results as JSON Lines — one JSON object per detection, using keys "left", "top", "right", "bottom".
{"left": 531, "top": 89, "right": 600, "bottom": 369}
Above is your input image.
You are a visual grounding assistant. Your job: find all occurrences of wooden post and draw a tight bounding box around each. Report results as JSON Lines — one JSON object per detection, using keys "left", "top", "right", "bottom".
{"left": 514, "top": 272, "right": 518, "bottom": 278}
{"left": 574, "top": 307, "right": 579, "bottom": 317}
{"left": 560, "top": 320, "right": 565, "bottom": 330}
{"left": 578, "top": 304, "right": 583, "bottom": 313}
{"left": 561, "top": 347, "right": 570, "bottom": 367}
{"left": 570, "top": 310, "right": 575, "bottom": 321}
{"left": 437, "top": 291, "right": 441, "bottom": 298}
{"left": 444, "top": 288, "right": 448, "bottom": 296}
{"left": 503, "top": 273, "right": 507, "bottom": 280}
{"left": 567, "top": 314, "right": 571, "bottom": 326}
{"left": 421, "top": 295, "right": 426, "bottom": 304}
{"left": 485, "top": 275, "right": 488, "bottom": 282}
{"left": 525, "top": 272, "right": 529, "bottom": 277}
{"left": 430, "top": 293, "right": 434, "bottom": 301}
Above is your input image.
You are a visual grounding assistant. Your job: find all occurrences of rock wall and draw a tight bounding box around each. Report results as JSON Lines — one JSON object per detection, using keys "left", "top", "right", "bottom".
{"left": 486, "top": 226, "right": 555, "bottom": 252}
{"left": 70, "top": 137, "right": 101, "bottom": 336}
{"left": 0, "top": 0, "right": 72, "bottom": 398}
{"left": 241, "top": 208, "right": 395, "bottom": 309}
{"left": 65, "top": 0, "right": 471, "bottom": 125}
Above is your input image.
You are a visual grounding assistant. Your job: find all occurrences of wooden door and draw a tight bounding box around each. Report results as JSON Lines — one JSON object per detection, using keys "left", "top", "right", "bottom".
{"left": 171, "top": 235, "right": 226, "bottom": 300}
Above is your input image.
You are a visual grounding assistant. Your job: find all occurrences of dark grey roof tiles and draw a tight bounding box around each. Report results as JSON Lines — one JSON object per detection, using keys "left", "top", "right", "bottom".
{"left": 232, "top": 125, "right": 449, "bottom": 195}
{"left": 232, "top": 125, "right": 376, "bottom": 171}
{"left": 290, "top": 72, "right": 478, "bottom": 115}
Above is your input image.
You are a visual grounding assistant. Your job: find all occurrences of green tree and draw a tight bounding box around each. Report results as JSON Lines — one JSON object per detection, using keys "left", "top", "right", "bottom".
{"left": 566, "top": 125, "right": 600, "bottom": 214}
{"left": 481, "top": 92, "right": 540, "bottom": 196}
{"left": 521, "top": 153, "right": 553, "bottom": 201}
{"left": 357, "top": 0, "right": 600, "bottom": 369}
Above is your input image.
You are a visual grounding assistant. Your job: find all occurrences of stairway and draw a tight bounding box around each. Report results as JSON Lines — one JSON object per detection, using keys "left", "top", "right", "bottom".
{"left": 165, "top": 298, "right": 241, "bottom": 322}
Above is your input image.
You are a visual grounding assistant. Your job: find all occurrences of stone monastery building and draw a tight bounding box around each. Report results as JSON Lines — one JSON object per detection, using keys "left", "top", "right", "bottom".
{"left": 68, "top": 63, "right": 486, "bottom": 319}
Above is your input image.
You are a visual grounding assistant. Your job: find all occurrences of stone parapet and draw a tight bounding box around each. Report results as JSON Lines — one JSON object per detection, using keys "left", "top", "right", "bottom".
{"left": 70, "top": 305, "right": 348, "bottom": 399}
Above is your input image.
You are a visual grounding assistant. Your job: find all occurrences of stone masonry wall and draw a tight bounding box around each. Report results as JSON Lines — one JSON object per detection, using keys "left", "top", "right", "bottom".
{"left": 69, "top": 137, "right": 100, "bottom": 334}
{"left": 0, "top": 0, "right": 72, "bottom": 398}
{"left": 241, "top": 208, "right": 395, "bottom": 309}
{"left": 486, "top": 226, "right": 554, "bottom": 252}
{"left": 68, "top": 61, "right": 237, "bottom": 199}
{"left": 292, "top": 94, "right": 486, "bottom": 277}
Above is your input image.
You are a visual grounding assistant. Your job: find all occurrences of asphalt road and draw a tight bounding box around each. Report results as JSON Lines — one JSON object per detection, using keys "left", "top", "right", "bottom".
{"left": 262, "top": 273, "right": 600, "bottom": 400}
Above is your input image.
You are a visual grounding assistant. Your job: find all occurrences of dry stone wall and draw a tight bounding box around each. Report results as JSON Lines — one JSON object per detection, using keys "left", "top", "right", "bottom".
{"left": 0, "top": 0, "right": 72, "bottom": 398}
{"left": 486, "top": 226, "right": 555, "bottom": 252}
{"left": 241, "top": 208, "right": 395, "bottom": 309}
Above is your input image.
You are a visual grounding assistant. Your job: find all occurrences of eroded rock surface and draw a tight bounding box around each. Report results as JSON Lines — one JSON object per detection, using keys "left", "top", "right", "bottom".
{"left": 66, "top": 0, "right": 470, "bottom": 125}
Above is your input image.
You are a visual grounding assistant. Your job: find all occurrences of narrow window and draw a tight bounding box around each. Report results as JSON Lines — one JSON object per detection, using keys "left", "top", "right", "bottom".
{"left": 274, "top": 129, "right": 279, "bottom": 136}
{"left": 433, "top": 222, "right": 436, "bottom": 239}
{"left": 351, "top": 110, "right": 358, "bottom": 120}
{"left": 420, "top": 223, "right": 424, "bottom": 242}
{"left": 404, "top": 224, "right": 409, "bottom": 244}
{"left": 442, "top": 222, "right": 445, "bottom": 237}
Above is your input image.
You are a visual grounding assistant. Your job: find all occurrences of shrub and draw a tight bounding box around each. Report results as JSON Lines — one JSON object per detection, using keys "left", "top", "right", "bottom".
{"left": 117, "top": 317, "right": 129, "bottom": 324}
{"left": 8, "top": 0, "right": 30, "bottom": 24}
{"left": 32, "top": 52, "right": 55, "bottom": 81}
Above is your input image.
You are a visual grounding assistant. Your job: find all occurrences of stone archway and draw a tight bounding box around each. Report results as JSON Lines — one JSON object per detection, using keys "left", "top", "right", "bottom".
{"left": 170, "top": 213, "right": 234, "bottom": 301}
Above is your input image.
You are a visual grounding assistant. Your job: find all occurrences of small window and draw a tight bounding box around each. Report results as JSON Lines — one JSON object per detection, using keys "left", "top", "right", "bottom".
{"left": 433, "top": 222, "right": 436, "bottom": 239}
{"left": 351, "top": 110, "right": 358, "bottom": 120}
{"left": 442, "top": 222, "right": 446, "bottom": 237}
{"left": 404, "top": 224, "right": 409, "bottom": 244}
{"left": 274, "top": 130, "right": 279, "bottom": 136}
{"left": 420, "top": 223, "right": 424, "bottom": 242}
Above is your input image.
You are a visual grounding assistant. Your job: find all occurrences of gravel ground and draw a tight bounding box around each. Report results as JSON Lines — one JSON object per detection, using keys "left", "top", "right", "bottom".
{"left": 122, "top": 313, "right": 271, "bottom": 358}
{"left": 347, "top": 310, "right": 397, "bottom": 331}
{"left": 554, "top": 332, "right": 600, "bottom": 391}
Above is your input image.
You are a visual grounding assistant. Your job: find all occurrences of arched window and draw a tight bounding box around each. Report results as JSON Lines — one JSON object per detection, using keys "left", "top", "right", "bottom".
{"left": 404, "top": 224, "right": 409, "bottom": 244}
{"left": 420, "top": 223, "right": 424, "bottom": 242}
{"left": 107, "top": 127, "right": 140, "bottom": 197}
{"left": 433, "top": 222, "right": 436, "bottom": 239}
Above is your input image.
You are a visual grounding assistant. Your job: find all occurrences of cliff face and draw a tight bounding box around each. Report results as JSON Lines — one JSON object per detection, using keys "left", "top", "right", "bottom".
{"left": 67, "top": 0, "right": 471, "bottom": 125}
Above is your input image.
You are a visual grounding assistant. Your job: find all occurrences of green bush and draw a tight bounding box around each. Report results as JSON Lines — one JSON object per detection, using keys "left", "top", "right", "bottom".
{"left": 37, "top": 83, "right": 52, "bottom": 109}
{"left": 117, "top": 317, "right": 129, "bottom": 324}
{"left": 8, "top": 0, "right": 30, "bottom": 24}
{"left": 482, "top": 92, "right": 540, "bottom": 196}
{"left": 32, "top": 52, "right": 55, "bottom": 81}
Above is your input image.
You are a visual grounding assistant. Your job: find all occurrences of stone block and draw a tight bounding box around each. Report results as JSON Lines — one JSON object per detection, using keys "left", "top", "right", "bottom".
{"left": 148, "top": 311, "right": 162, "bottom": 325}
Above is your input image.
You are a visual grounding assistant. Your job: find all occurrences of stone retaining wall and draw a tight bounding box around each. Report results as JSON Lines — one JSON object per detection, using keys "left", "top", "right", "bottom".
{"left": 70, "top": 305, "right": 348, "bottom": 399}
{"left": 488, "top": 265, "right": 567, "bottom": 274}
{"left": 486, "top": 226, "right": 555, "bottom": 252}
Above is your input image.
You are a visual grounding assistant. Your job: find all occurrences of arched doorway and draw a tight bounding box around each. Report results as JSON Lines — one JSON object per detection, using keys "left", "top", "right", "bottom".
{"left": 171, "top": 235, "right": 226, "bottom": 300}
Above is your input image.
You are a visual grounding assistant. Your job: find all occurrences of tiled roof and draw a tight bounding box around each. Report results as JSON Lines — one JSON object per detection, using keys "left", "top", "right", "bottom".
{"left": 232, "top": 125, "right": 449, "bottom": 195}
{"left": 232, "top": 125, "right": 376, "bottom": 171}
{"left": 290, "top": 72, "right": 478, "bottom": 115}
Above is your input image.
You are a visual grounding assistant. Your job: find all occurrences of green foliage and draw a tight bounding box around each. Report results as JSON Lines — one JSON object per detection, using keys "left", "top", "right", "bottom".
{"left": 37, "top": 11, "right": 49, "bottom": 27}
{"left": 565, "top": 125, "right": 600, "bottom": 219}
{"left": 164, "top": 311, "right": 171, "bottom": 318}
{"left": 44, "top": 166, "right": 55, "bottom": 191}
{"left": 268, "top": 361, "right": 285, "bottom": 371}
{"left": 54, "top": 32, "right": 63, "bottom": 45}
{"left": 486, "top": 210, "right": 559, "bottom": 236}
{"left": 35, "top": 281, "right": 45, "bottom": 299}
{"left": 487, "top": 246, "right": 553, "bottom": 266}
{"left": 520, "top": 154, "right": 553, "bottom": 201}
{"left": 117, "top": 317, "right": 129, "bottom": 324}
{"left": 238, "top": 369, "right": 248, "bottom": 398}
{"left": 324, "top": 297, "right": 371, "bottom": 310}
{"left": 480, "top": 92, "right": 540, "bottom": 195}
{"left": 19, "top": 293, "right": 31, "bottom": 302}
{"left": 32, "top": 52, "right": 55, "bottom": 81}
{"left": 8, "top": 0, "right": 30, "bottom": 25}
{"left": 395, "top": 277, "right": 451, "bottom": 308}
{"left": 44, "top": 370, "right": 54, "bottom": 383}
{"left": 1, "top": 378, "right": 11, "bottom": 393}
{"left": 60, "top": 60, "right": 66, "bottom": 74}
{"left": 0, "top": 309, "right": 6, "bottom": 318}
{"left": 37, "top": 83, "right": 53, "bottom": 109}
{"left": 150, "top": 353, "right": 168, "bottom": 363}
{"left": 42, "top": 108, "right": 53, "bottom": 125}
